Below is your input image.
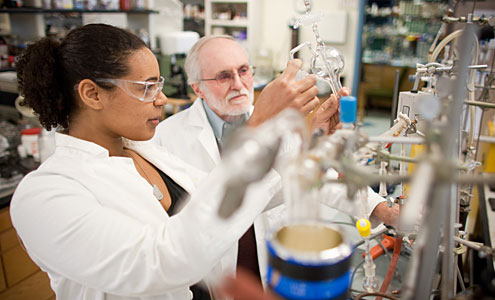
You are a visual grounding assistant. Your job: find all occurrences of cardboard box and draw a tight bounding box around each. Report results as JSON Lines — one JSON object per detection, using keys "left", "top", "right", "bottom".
{"left": 0, "top": 207, "right": 12, "bottom": 233}
{"left": 0, "top": 229, "right": 19, "bottom": 253}
{"left": 0, "top": 258, "right": 6, "bottom": 293}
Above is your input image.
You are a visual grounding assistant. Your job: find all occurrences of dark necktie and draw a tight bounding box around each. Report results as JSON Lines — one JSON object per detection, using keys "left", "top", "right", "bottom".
{"left": 236, "top": 225, "right": 262, "bottom": 286}
{"left": 219, "top": 122, "right": 235, "bottom": 151}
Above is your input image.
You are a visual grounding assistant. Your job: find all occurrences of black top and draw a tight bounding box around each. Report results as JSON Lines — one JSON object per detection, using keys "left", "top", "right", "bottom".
{"left": 154, "top": 167, "right": 188, "bottom": 216}
{"left": 153, "top": 167, "right": 211, "bottom": 300}
{"left": 237, "top": 225, "right": 262, "bottom": 284}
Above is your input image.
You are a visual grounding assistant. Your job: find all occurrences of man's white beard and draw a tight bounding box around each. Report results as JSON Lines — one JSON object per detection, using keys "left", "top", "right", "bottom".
{"left": 202, "top": 84, "right": 254, "bottom": 117}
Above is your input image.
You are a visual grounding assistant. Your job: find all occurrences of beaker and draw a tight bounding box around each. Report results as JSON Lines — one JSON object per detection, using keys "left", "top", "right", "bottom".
{"left": 266, "top": 221, "right": 353, "bottom": 300}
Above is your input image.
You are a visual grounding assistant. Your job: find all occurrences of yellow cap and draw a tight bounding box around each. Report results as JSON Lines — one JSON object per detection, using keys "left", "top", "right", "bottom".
{"left": 356, "top": 218, "right": 371, "bottom": 237}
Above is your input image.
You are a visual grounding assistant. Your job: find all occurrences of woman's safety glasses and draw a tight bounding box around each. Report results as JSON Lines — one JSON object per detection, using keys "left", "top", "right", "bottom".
{"left": 95, "top": 76, "right": 165, "bottom": 102}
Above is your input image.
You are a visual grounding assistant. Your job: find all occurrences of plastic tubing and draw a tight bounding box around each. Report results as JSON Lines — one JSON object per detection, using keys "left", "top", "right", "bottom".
{"left": 429, "top": 30, "right": 463, "bottom": 62}
{"left": 375, "top": 234, "right": 403, "bottom": 300}
{"left": 355, "top": 292, "right": 399, "bottom": 300}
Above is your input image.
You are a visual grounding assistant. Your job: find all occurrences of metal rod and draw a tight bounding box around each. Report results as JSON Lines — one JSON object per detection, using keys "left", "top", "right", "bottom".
{"left": 454, "top": 236, "right": 482, "bottom": 251}
{"left": 468, "top": 64, "right": 488, "bottom": 69}
{"left": 351, "top": 0, "right": 365, "bottom": 99}
{"left": 402, "top": 24, "right": 476, "bottom": 300}
{"left": 391, "top": 69, "right": 400, "bottom": 127}
{"left": 474, "top": 84, "right": 495, "bottom": 89}
{"left": 322, "top": 174, "right": 410, "bottom": 186}
{"left": 456, "top": 263, "right": 466, "bottom": 292}
{"left": 441, "top": 24, "right": 476, "bottom": 300}
{"left": 473, "top": 135, "right": 495, "bottom": 143}
{"left": 368, "top": 136, "right": 426, "bottom": 144}
{"left": 402, "top": 179, "right": 445, "bottom": 300}
{"left": 447, "top": 184, "right": 457, "bottom": 297}
{"left": 474, "top": 109, "right": 485, "bottom": 163}
{"left": 464, "top": 100, "right": 495, "bottom": 109}
{"left": 322, "top": 167, "right": 493, "bottom": 187}
{"left": 386, "top": 154, "right": 419, "bottom": 164}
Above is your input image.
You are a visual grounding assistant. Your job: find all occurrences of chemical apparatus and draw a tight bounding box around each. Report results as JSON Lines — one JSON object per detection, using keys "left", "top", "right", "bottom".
{"left": 289, "top": 0, "right": 345, "bottom": 99}
{"left": 218, "top": 1, "right": 495, "bottom": 299}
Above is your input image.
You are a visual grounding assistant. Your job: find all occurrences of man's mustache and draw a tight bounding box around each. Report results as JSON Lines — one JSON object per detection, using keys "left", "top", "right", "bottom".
{"left": 226, "top": 89, "right": 249, "bottom": 101}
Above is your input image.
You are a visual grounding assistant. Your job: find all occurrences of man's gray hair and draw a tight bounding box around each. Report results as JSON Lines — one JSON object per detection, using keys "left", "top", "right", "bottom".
{"left": 184, "top": 35, "right": 234, "bottom": 84}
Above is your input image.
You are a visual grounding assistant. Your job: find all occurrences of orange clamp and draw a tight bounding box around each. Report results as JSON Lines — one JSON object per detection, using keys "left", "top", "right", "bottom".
{"left": 362, "top": 234, "right": 396, "bottom": 259}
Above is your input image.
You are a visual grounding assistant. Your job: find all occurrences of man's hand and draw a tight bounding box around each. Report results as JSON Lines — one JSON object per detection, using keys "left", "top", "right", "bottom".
{"left": 217, "top": 268, "right": 281, "bottom": 300}
{"left": 248, "top": 59, "right": 319, "bottom": 127}
{"left": 371, "top": 202, "right": 400, "bottom": 227}
{"left": 309, "top": 87, "right": 351, "bottom": 135}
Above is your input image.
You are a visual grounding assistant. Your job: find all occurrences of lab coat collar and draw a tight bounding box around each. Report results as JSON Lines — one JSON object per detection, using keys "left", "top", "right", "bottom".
{"left": 187, "top": 99, "right": 222, "bottom": 164}
{"left": 54, "top": 132, "right": 202, "bottom": 196}
{"left": 188, "top": 97, "right": 211, "bottom": 128}
{"left": 186, "top": 98, "right": 255, "bottom": 164}
{"left": 55, "top": 132, "right": 110, "bottom": 158}
{"left": 123, "top": 138, "right": 202, "bottom": 195}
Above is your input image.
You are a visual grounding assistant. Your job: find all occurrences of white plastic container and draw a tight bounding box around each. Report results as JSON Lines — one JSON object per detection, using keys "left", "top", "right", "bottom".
{"left": 20, "top": 127, "right": 41, "bottom": 161}
{"left": 159, "top": 31, "right": 200, "bottom": 55}
{"left": 38, "top": 128, "right": 56, "bottom": 163}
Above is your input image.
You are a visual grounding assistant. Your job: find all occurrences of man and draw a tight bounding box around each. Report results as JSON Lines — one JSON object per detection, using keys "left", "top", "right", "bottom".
{"left": 153, "top": 35, "right": 342, "bottom": 171}
{"left": 152, "top": 35, "right": 398, "bottom": 293}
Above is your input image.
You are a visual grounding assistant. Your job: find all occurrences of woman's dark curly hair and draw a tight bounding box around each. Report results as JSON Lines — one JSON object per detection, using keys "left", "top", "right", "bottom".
{"left": 16, "top": 23, "right": 147, "bottom": 130}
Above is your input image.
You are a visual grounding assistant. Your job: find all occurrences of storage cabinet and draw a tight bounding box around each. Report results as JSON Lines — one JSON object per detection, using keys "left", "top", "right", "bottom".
{"left": 0, "top": 8, "right": 158, "bottom": 48}
{"left": 204, "top": 0, "right": 260, "bottom": 63}
{"left": 0, "top": 206, "right": 54, "bottom": 299}
{"left": 362, "top": 0, "right": 448, "bottom": 66}
{"left": 358, "top": 63, "right": 416, "bottom": 117}
{"left": 358, "top": 0, "right": 448, "bottom": 116}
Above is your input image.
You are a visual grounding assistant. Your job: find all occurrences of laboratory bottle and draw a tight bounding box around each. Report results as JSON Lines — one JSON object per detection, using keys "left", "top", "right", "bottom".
{"left": 20, "top": 127, "right": 41, "bottom": 162}
{"left": 38, "top": 128, "right": 56, "bottom": 163}
{"left": 120, "top": 0, "right": 131, "bottom": 10}
{"left": 339, "top": 95, "right": 357, "bottom": 129}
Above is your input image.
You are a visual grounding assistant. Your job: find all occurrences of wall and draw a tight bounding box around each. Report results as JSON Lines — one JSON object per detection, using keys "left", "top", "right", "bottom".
{"left": 259, "top": 0, "right": 361, "bottom": 91}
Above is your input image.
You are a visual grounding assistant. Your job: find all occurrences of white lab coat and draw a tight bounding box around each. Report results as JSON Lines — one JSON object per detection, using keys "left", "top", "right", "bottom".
{"left": 152, "top": 99, "right": 385, "bottom": 293}
{"left": 10, "top": 133, "right": 282, "bottom": 300}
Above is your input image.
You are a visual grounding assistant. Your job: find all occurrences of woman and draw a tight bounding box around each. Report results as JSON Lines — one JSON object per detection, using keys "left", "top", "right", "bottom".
{"left": 11, "top": 24, "right": 319, "bottom": 300}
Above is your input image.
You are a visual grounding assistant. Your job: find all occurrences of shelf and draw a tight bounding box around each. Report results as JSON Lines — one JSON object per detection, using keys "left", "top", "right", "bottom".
{"left": 365, "top": 13, "right": 443, "bottom": 20}
{"left": 210, "top": 0, "right": 248, "bottom": 3}
{"left": 205, "top": 0, "right": 260, "bottom": 64}
{"left": 210, "top": 19, "right": 248, "bottom": 27}
{"left": 364, "top": 33, "right": 417, "bottom": 38}
{"left": 362, "top": 60, "right": 420, "bottom": 68}
{"left": 0, "top": 8, "right": 157, "bottom": 14}
{"left": 183, "top": 17, "right": 205, "bottom": 22}
{"left": 365, "top": 13, "right": 393, "bottom": 18}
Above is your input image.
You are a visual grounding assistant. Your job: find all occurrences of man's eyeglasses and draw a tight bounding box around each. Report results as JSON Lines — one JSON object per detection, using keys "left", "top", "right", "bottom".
{"left": 200, "top": 65, "right": 256, "bottom": 86}
{"left": 94, "top": 76, "right": 165, "bottom": 102}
